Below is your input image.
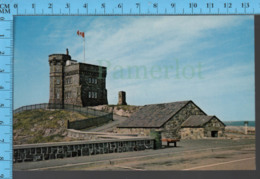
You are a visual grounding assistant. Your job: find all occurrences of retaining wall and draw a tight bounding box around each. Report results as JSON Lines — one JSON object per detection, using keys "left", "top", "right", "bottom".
{"left": 13, "top": 137, "right": 155, "bottom": 163}
{"left": 67, "top": 113, "right": 113, "bottom": 130}
{"left": 67, "top": 129, "right": 138, "bottom": 140}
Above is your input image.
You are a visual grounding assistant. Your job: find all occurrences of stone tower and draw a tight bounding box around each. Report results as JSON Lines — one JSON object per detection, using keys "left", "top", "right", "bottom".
{"left": 48, "top": 51, "right": 71, "bottom": 108}
{"left": 118, "top": 91, "right": 127, "bottom": 105}
{"left": 49, "top": 49, "right": 108, "bottom": 107}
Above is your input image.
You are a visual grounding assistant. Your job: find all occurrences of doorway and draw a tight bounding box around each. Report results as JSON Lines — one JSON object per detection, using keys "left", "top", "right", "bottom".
{"left": 211, "top": 131, "right": 218, "bottom": 137}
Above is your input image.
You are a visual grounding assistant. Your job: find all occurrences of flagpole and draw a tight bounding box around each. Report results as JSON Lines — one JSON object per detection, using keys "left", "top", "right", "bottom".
{"left": 84, "top": 36, "right": 85, "bottom": 63}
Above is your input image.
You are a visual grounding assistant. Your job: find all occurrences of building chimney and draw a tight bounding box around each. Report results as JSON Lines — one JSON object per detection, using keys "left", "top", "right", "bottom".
{"left": 118, "top": 91, "right": 127, "bottom": 105}
{"left": 66, "top": 48, "right": 69, "bottom": 55}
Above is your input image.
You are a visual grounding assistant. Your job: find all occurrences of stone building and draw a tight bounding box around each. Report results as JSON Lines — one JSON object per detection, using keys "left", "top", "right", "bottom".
{"left": 49, "top": 49, "right": 108, "bottom": 107}
{"left": 180, "top": 115, "right": 226, "bottom": 139}
{"left": 117, "top": 100, "right": 225, "bottom": 139}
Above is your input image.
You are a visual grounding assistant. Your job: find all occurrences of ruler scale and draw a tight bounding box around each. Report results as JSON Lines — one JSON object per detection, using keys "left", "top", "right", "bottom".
{"left": 0, "top": 0, "right": 259, "bottom": 178}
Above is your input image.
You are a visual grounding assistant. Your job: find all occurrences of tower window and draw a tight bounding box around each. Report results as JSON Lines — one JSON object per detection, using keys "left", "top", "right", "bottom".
{"left": 65, "top": 91, "right": 72, "bottom": 99}
{"left": 88, "top": 91, "right": 98, "bottom": 98}
{"left": 57, "top": 79, "right": 60, "bottom": 84}
{"left": 56, "top": 93, "right": 60, "bottom": 99}
{"left": 65, "top": 77, "right": 72, "bottom": 84}
{"left": 88, "top": 78, "right": 97, "bottom": 84}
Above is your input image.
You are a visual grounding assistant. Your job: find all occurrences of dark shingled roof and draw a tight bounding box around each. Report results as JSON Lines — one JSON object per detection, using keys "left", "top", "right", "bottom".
{"left": 181, "top": 115, "right": 216, "bottom": 127}
{"left": 118, "top": 100, "right": 195, "bottom": 128}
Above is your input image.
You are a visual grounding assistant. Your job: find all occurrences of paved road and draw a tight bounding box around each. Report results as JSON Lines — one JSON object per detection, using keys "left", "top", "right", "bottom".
{"left": 14, "top": 139, "right": 255, "bottom": 171}
{"left": 183, "top": 156, "right": 255, "bottom": 170}
{"left": 84, "top": 145, "right": 255, "bottom": 171}
{"left": 84, "top": 114, "right": 128, "bottom": 132}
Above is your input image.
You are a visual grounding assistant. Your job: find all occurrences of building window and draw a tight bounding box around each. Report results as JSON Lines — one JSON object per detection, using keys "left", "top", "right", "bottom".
{"left": 65, "top": 91, "right": 72, "bottom": 99}
{"left": 56, "top": 93, "right": 60, "bottom": 99}
{"left": 88, "top": 78, "right": 98, "bottom": 84}
{"left": 57, "top": 79, "right": 60, "bottom": 85}
{"left": 88, "top": 91, "right": 98, "bottom": 98}
{"left": 65, "top": 77, "right": 72, "bottom": 85}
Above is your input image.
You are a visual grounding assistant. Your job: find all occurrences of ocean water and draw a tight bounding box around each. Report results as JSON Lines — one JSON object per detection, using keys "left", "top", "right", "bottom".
{"left": 223, "top": 121, "right": 255, "bottom": 127}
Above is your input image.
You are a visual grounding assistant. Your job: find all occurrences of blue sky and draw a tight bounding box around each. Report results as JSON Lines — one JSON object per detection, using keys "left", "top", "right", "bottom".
{"left": 14, "top": 16, "right": 255, "bottom": 122}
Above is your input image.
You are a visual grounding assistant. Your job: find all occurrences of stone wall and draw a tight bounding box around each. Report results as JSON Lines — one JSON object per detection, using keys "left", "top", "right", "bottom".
{"left": 162, "top": 102, "right": 205, "bottom": 139}
{"left": 180, "top": 117, "right": 225, "bottom": 139}
{"left": 64, "top": 64, "right": 82, "bottom": 105}
{"left": 49, "top": 54, "right": 70, "bottom": 107}
{"left": 118, "top": 91, "right": 127, "bottom": 105}
{"left": 13, "top": 137, "right": 155, "bottom": 163}
{"left": 180, "top": 128, "right": 204, "bottom": 139}
{"left": 79, "top": 63, "right": 108, "bottom": 106}
{"left": 67, "top": 129, "right": 138, "bottom": 140}
{"left": 68, "top": 113, "right": 113, "bottom": 130}
{"left": 204, "top": 117, "right": 225, "bottom": 137}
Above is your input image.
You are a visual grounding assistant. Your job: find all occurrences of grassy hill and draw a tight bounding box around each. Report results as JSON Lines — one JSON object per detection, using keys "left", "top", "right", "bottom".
{"left": 13, "top": 109, "right": 93, "bottom": 145}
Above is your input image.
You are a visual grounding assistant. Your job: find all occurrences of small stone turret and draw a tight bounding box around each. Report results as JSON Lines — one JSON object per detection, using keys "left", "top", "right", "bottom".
{"left": 48, "top": 49, "right": 71, "bottom": 107}
{"left": 118, "top": 91, "right": 127, "bottom": 105}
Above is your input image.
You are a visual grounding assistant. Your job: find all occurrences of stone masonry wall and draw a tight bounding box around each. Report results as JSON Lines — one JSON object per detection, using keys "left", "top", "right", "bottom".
{"left": 204, "top": 117, "right": 225, "bottom": 137}
{"left": 68, "top": 113, "right": 113, "bottom": 130}
{"left": 181, "top": 128, "right": 204, "bottom": 139}
{"left": 49, "top": 55, "right": 68, "bottom": 107}
{"left": 64, "top": 64, "right": 82, "bottom": 106}
{"left": 162, "top": 102, "right": 205, "bottom": 139}
{"left": 79, "top": 63, "right": 108, "bottom": 106}
{"left": 180, "top": 128, "right": 204, "bottom": 139}
{"left": 14, "top": 138, "right": 154, "bottom": 163}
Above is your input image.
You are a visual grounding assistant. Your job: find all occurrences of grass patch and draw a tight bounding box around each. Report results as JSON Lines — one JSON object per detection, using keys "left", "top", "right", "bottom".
{"left": 13, "top": 109, "right": 94, "bottom": 145}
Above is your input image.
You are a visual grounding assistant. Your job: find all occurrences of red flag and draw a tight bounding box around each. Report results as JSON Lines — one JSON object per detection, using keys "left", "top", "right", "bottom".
{"left": 77, "top": 30, "right": 85, "bottom": 38}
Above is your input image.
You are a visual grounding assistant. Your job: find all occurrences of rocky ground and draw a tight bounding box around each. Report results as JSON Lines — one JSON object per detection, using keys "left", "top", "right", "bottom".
{"left": 89, "top": 105, "right": 141, "bottom": 117}
{"left": 13, "top": 109, "right": 94, "bottom": 145}
{"left": 13, "top": 105, "right": 137, "bottom": 145}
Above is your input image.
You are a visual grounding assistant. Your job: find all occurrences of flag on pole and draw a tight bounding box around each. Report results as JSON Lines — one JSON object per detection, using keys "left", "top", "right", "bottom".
{"left": 77, "top": 30, "right": 85, "bottom": 63}
{"left": 77, "top": 30, "right": 85, "bottom": 38}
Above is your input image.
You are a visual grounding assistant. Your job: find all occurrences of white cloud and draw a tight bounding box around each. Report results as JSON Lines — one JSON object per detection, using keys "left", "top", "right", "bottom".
{"left": 43, "top": 16, "right": 251, "bottom": 106}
